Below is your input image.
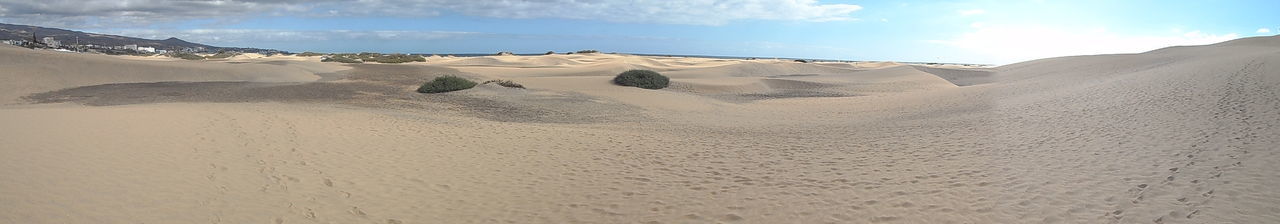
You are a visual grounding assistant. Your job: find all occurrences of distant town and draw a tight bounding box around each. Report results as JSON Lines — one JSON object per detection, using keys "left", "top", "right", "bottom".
{"left": 1, "top": 22, "right": 284, "bottom": 57}
{"left": 4, "top": 37, "right": 200, "bottom": 54}
{"left": 0, "top": 35, "right": 279, "bottom": 56}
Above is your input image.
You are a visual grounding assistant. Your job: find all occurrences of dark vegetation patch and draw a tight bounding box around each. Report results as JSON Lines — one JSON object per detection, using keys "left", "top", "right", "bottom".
{"left": 417, "top": 75, "right": 477, "bottom": 93}
{"left": 482, "top": 80, "right": 525, "bottom": 89}
{"left": 613, "top": 69, "right": 670, "bottom": 89}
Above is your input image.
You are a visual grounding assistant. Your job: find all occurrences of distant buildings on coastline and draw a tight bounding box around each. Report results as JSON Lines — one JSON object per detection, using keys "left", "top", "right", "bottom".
{"left": 2, "top": 37, "right": 207, "bottom": 55}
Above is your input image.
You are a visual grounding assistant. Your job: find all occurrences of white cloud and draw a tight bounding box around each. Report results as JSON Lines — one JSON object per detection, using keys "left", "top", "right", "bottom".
{"left": 958, "top": 9, "right": 986, "bottom": 16}
{"left": 931, "top": 24, "right": 1239, "bottom": 64}
{"left": 1258, "top": 28, "right": 1272, "bottom": 33}
{"left": 0, "top": 0, "right": 863, "bottom": 27}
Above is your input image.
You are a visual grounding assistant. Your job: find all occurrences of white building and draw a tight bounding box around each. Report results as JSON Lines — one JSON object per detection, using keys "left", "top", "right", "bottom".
{"left": 137, "top": 46, "right": 156, "bottom": 53}
{"left": 124, "top": 44, "right": 138, "bottom": 51}
{"left": 41, "top": 37, "right": 61, "bottom": 48}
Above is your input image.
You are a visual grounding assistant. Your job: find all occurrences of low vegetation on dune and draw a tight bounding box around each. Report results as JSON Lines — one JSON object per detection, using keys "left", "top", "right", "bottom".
{"left": 320, "top": 53, "right": 425, "bottom": 64}
{"left": 321, "top": 54, "right": 363, "bottom": 63}
{"left": 613, "top": 69, "right": 670, "bottom": 89}
{"left": 483, "top": 79, "right": 526, "bottom": 89}
{"left": 418, "top": 75, "right": 478, "bottom": 93}
{"left": 544, "top": 51, "right": 556, "bottom": 55}
{"left": 168, "top": 53, "right": 206, "bottom": 60}
{"left": 204, "top": 52, "right": 240, "bottom": 59}
{"left": 575, "top": 49, "right": 600, "bottom": 54}
{"left": 365, "top": 53, "right": 426, "bottom": 63}
{"left": 296, "top": 52, "right": 324, "bottom": 57}
{"left": 165, "top": 52, "right": 241, "bottom": 60}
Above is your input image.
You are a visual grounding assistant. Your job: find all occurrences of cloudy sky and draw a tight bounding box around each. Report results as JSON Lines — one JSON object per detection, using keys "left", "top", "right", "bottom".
{"left": 0, "top": 0, "right": 1276, "bottom": 64}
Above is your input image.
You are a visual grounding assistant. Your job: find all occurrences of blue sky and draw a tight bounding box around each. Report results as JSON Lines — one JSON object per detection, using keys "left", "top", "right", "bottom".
{"left": 0, "top": 0, "right": 1276, "bottom": 64}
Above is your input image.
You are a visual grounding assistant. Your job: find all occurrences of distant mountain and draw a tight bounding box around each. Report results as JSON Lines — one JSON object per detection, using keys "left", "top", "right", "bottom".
{"left": 0, "top": 23, "right": 278, "bottom": 53}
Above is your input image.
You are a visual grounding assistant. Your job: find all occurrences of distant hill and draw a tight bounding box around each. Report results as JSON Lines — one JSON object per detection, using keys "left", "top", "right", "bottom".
{"left": 0, "top": 23, "right": 278, "bottom": 53}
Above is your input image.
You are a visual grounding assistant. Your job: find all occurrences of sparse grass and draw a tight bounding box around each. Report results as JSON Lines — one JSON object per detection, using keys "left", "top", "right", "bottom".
{"left": 296, "top": 52, "right": 324, "bottom": 57}
{"left": 613, "top": 69, "right": 669, "bottom": 89}
{"left": 483, "top": 79, "right": 526, "bottom": 89}
{"left": 544, "top": 51, "right": 556, "bottom": 55}
{"left": 575, "top": 49, "right": 600, "bottom": 54}
{"left": 418, "top": 75, "right": 478, "bottom": 93}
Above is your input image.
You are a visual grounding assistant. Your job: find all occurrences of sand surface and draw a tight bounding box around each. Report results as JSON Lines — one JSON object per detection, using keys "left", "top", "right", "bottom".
{"left": 2, "top": 36, "right": 1280, "bottom": 223}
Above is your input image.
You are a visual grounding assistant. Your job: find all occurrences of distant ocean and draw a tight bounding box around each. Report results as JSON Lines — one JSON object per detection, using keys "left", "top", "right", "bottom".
{"left": 410, "top": 52, "right": 853, "bottom": 62}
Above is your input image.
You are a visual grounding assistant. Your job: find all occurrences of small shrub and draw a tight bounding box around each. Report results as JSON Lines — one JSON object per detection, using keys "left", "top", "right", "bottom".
{"left": 575, "top": 49, "right": 600, "bottom": 54}
{"left": 544, "top": 51, "right": 556, "bottom": 55}
{"left": 793, "top": 59, "right": 809, "bottom": 63}
{"left": 296, "top": 52, "right": 324, "bottom": 57}
{"left": 483, "top": 80, "right": 526, "bottom": 89}
{"left": 613, "top": 69, "right": 669, "bottom": 89}
{"left": 495, "top": 51, "right": 515, "bottom": 56}
{"left": 418, "top": 75, "right": 478, "bottom": 93}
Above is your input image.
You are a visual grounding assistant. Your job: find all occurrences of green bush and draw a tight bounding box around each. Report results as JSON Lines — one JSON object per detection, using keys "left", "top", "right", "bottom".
{"left": 483, "top": 79, "right": 525, "bottom": 89}
{"left": 613, "top": 69, "right": 669, "bottom": 89}
{"left": 576, "top": 49, "right": 600, "bottom": 54}
{"left": 418, "top": 75, "right": 478, "bottom": 93}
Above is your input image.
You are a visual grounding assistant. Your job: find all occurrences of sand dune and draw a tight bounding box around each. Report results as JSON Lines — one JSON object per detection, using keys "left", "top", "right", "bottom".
{"left": 0, "top": 45, "right": 340, "bottom": 104}
{"left": 2, "top": 36, "right": 1279, "bottom": 223}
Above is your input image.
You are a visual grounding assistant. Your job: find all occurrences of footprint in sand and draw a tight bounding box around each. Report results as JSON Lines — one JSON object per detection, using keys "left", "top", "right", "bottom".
{"left": 350, "top": 206, "right": 367, "bottom": 216}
